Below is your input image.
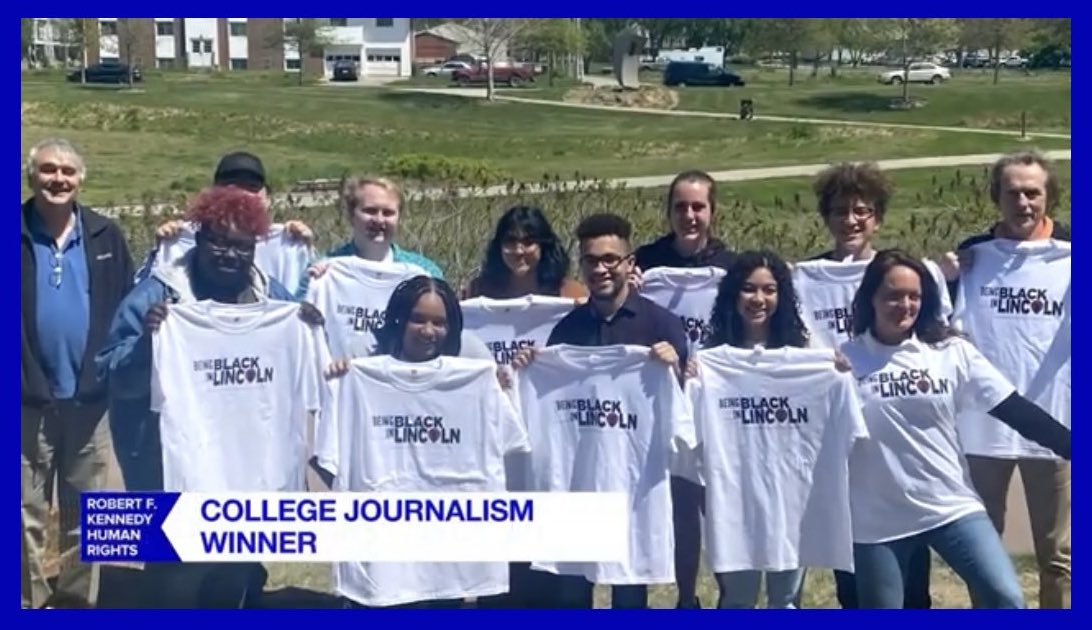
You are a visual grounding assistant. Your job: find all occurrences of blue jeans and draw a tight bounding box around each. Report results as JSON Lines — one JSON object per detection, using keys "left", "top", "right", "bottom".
{"left": 854, "top": 512, "right": 1024, "bottom": 609}
{"left": 834, "top": 544, "right": 932, "bottom": 608}
{"left": 716, "top": 569, "right": 806, "bottom": 608}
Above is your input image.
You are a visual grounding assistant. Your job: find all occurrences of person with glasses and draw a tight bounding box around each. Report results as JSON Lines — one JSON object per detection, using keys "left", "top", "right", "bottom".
{"left": 21, "top": 138, "right": 135, "bottom": 609}
{"left": 95, "top": 185, "right": 322, "bottom": 608}
{"left": 805, "top": 162, "right": 934, "bottom": 609}
{"left": 512, "top": 213, "right": 687, "bottom": 608}
{"left": 462, "top": 206, "right": 587, "bottom": 300}
{"left": 139, "top": 151, "right": 315, "bottom": 290}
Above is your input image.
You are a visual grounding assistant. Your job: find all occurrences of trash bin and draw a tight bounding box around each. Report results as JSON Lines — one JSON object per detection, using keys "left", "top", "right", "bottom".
{"left": 740, "top": 99, "right": 754, "bottom": 121}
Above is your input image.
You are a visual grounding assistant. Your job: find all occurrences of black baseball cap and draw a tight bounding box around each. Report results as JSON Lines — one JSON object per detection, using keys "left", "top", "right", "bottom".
{"left": 214, "top": 151, "right": 266, "bottom": 190}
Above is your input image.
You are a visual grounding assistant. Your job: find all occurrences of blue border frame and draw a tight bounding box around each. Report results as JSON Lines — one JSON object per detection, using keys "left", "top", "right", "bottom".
{"left": 14, "top": 7, "right": 1078, "bottom": 620}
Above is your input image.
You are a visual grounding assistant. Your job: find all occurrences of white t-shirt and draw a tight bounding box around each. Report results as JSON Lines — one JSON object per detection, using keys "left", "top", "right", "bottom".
{"left": 514, "top": 344, "right": 696, "bottom": 585}
{"left": 151, "top": 222, "right": 313, "bottom": 296}
{"left": 954, "top": 239, "right": 1071, "bottom": 459}
{"left": 460, "top": 295, "right": 575, "bottom": 366}
{"left": 839, "top": 333, "right": 1015, "bottom": 543}
{"left": 639, "top": 266, "right": 727, "bottom": 354}
{"left": 151, "top": 300, "right": 324, "bottom": 492}
{"left": 305, "top": 257, "right": 428, "bottom": 359}
{"left": 686, "top": 345, "right": 866, "bottom": 572}
{"left": 793, "top": 257, "right": 953, "bottom": 349}
{"left": 317, "top": 355, "right": 530, "bottom": 608}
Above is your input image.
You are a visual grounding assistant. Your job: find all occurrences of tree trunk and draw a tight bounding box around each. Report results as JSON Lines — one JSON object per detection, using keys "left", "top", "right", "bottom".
{"left": 991, "top": 45, "right": 1001, "bottom": 84}
{"left": 902, "top": 60, "right": 911, "bottom": 103}
{"left": 832, "top": 48, "right": 841, "bottom": 77}
{"left": 548, "top": 51, "right": 555, "bottom": 87}
{"left": 789, "top": 50, "right": 797, "bottom": 86}
{"left": 486, "top": 56, "right": 496, "bottom": 101}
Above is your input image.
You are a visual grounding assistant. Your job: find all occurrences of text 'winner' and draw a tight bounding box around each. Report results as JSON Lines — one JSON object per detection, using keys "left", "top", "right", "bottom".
{"left": 81, "top": 492, "right": 630, "bottom": 564}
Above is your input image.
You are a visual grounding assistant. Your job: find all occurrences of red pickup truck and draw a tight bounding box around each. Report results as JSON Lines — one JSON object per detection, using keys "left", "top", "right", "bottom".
{"left": 452, "top": 63, "right": 535, "bottom": 87}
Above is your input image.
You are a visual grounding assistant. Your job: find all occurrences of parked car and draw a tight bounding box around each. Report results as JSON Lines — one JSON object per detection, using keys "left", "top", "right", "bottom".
{"left": 332, "top": 60, "right": 358, "bottom": 81}
{"left": 451, "top": 64, "right": 535, "bottom": 87}
{"left": 663, "top": 62, "right": 745, "bottom": 87}
{"left": 1003, "top": 55, "right": 1028, "bottom": 68}
{"left": 877, "top": 62, "right": 950, "bottom": 85}
{"left": 962, "top": 53, "right": 990, "bottom": 68}
{"left": 446, "top": 53, "right": 485, "bottom": 66}
{"left": 66, "top": 62, "right": 142, "bottom": 84}
{"left": 420, "top": 61, "right": 472, "bottom": 77}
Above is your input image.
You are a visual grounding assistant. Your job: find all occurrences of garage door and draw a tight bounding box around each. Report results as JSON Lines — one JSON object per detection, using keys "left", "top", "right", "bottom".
{"left": 365, "top": 50, "right": 401, "bottom": 76}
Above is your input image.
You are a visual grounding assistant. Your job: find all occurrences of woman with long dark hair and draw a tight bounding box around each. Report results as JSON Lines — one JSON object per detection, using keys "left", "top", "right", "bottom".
{"left": 694, "top": 250, "right": 812, "bottom": 608}
{"left": 464, "top": 206, "right": 586, "bottom": 300}
{"left": 705, "top": 251, "right": 809, "bottom": 351}
{"left": 841, "top": 249, "right": 1070, "bottom": 608}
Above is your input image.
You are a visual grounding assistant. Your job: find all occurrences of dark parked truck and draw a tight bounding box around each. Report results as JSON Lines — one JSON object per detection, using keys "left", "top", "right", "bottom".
{"left": 67, "top": 62, "right": 143, "bottom": 84}
{"left": 663, "top": 61, "right": 745, "bottom": 87}
{"left": 452, "top": 63, "right": 535, "bottom": 87}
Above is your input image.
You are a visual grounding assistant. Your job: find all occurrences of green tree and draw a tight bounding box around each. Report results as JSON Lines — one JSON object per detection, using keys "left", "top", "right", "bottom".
{"left": 635, "top": 19, "right": 690, "bottom": 56}
{"left": 22, "top": 18, "right": 33, "bottom": 65}
{"left": 959, "top": 18, "right": 1033, "bottom": 83}
{"left": 64, "top": 18, "right": 93, "bottom": 82}
{"left": 684, "top": 19, "right": 756, "bottom": 56}
{"left": 748, "top": 19, "right": 819, "bottom": 86}
{"left": 463, "top": 18, "right": 532, "bottom": 101}
{"left": 275, "top": 19, "right": 334, "bottom": 86}
{"left": 520, "top": 19, "right": 586, "bottom": 85}
{"left": 884, "top": 18, "right": 958, "bottom": 102}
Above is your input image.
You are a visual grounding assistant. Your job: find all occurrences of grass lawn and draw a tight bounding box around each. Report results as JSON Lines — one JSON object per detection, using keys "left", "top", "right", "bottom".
{"left": 540, "top": 67, "right": 1070, "bottom": 133}
{"left": 21, "top": 71, "right": 1068, "bottom": 206}
{"left": 262, "top": 553, "right": 1044, "bottom": 608}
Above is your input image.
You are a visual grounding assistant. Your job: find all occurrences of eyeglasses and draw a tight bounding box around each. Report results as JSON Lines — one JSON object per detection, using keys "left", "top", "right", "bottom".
{"left": 501, "top": 237, "right": 538, "bottom": 252}
{"left": 831, "top": 205, "right": 876, "bottom": 221}
{"left": 201, "top": 232, "right": 256, "bottom": 256}
{"left": 50, "top": 250, "right": 63, "bottom": 288}
{"left": 580, "top": 253, "right": 632, "bottom": 270}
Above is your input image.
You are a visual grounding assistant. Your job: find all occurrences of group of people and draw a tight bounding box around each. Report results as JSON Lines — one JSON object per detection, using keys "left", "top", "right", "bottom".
{"left": 20, "top": 135, "right": 1070, "bottom": 610}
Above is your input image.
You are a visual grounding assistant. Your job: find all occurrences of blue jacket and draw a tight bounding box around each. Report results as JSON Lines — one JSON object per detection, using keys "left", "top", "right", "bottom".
{"left": 95, "top": 251, "right": 294, "bottom": 490}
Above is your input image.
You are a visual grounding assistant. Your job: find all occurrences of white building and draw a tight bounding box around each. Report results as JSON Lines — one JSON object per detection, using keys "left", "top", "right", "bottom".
{"left": 27, "top": 18, "right": 413, "bottom": 79}
{"left": 320, "top": 18, "right": 413, "bottom": 77}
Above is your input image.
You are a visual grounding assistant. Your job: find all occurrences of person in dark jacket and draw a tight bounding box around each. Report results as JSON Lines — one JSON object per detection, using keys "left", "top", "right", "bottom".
{"left": 21, "top": 138, "right": 135, "bottom": 609}
{"left": 634, "top": 170, "right": 736, "bottom": 274}
{"left": 631, "top": 170, "right": 734, "bottom": 609}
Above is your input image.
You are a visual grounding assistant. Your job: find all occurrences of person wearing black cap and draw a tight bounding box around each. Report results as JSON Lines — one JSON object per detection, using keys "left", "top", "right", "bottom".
{"left": 138, "top": 151, "right": 316, "bottom": 282}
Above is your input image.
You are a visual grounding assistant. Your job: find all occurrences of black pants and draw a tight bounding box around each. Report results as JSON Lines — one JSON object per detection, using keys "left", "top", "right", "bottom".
{"left": 144, "top": 562, "right": 267, "bottom": 608}
{"left": 834, "top": 545, "right": 933, "bottom": 608}
{"left": 476, "top": 562, "right": 538, "bottom": 608}
{"left": 524, "top": 571, "right": 648, "bottom": 609}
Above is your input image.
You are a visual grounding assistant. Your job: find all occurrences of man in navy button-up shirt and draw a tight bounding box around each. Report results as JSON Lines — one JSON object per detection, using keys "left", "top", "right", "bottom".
{"left": 20, "top": 138, "right": 134, "bottom": 609}
{"left": 513, "top": 214, "right": 686, "bottom": 609}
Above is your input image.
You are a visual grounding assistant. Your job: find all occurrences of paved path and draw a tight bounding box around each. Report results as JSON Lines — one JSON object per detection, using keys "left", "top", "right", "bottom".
{"left": 396, "top": 86, "right": 1072, "bottom": 140}
{"left": 98, "top": 149, "right": 1071, "bottom": 217}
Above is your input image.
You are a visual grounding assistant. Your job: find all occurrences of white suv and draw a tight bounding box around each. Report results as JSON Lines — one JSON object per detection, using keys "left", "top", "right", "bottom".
{"left": 878, "top": 62, "right": 952, "bottom": 85}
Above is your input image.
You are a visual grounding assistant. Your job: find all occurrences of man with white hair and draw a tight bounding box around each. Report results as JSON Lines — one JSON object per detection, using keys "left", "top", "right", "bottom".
{"left": 20, "top": 137, "right": 134, "bottom": 608}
